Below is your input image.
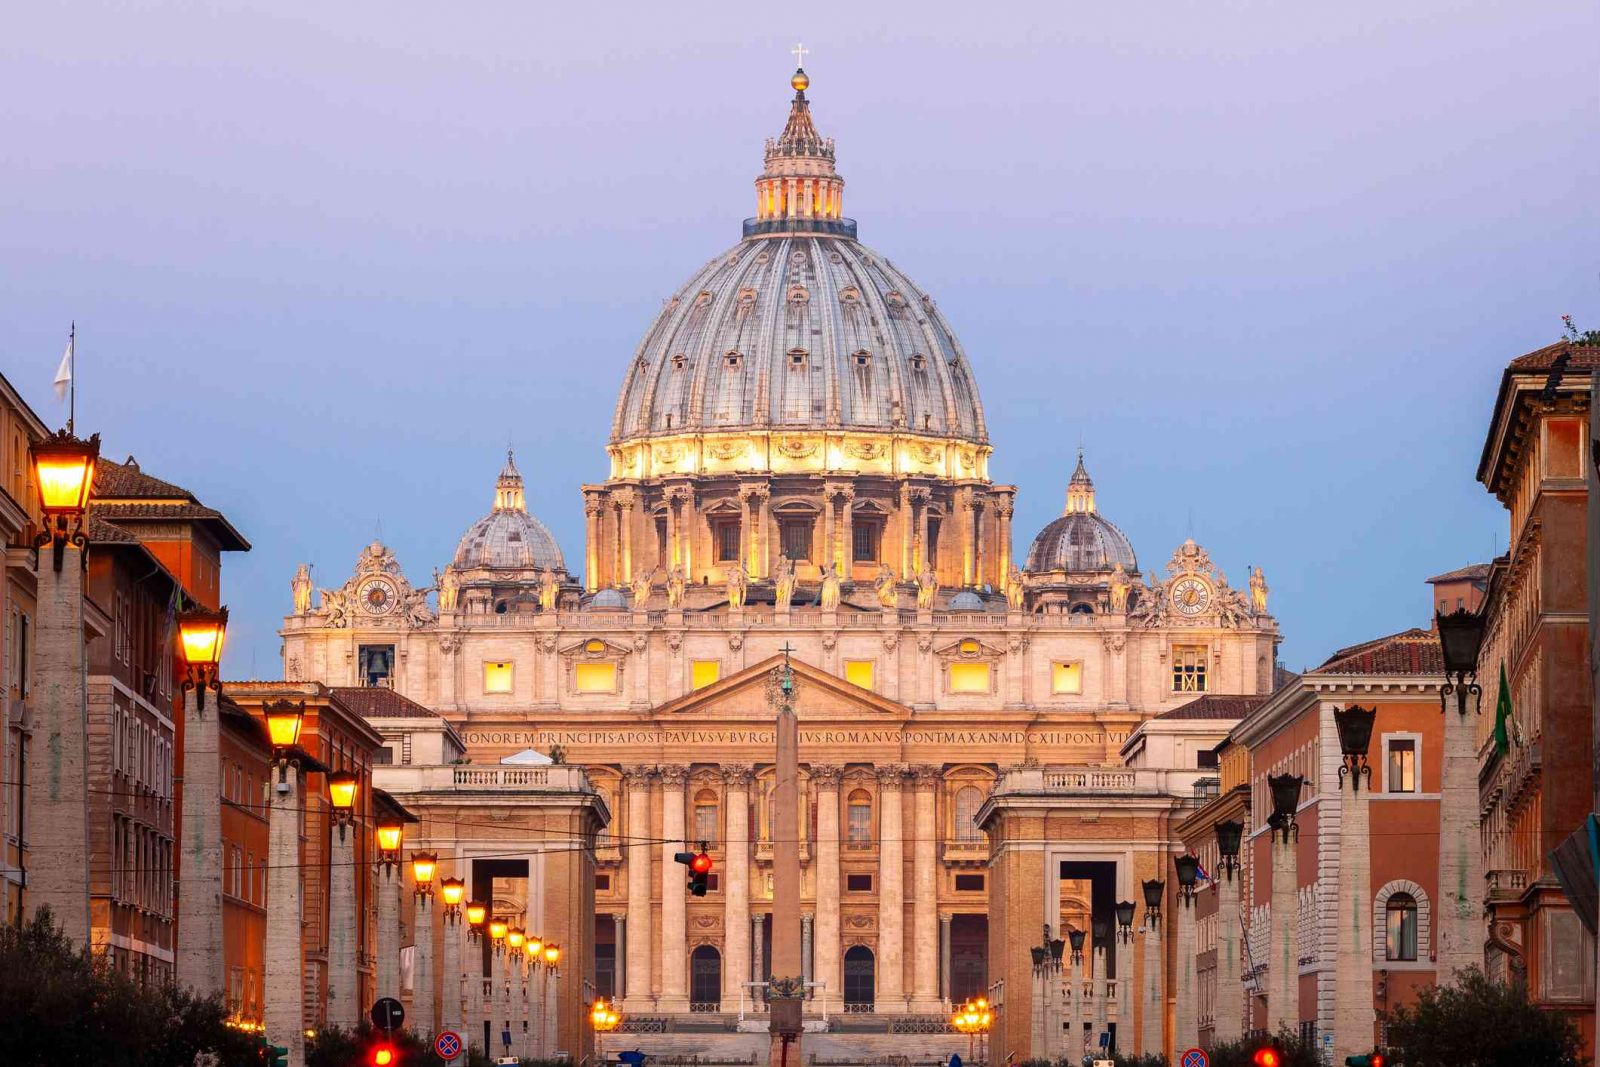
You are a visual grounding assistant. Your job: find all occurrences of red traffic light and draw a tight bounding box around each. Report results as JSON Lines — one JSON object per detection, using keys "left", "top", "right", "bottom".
{"left": 1372, "top": 1057, "right": 1385, "bottom": 1067}
{"left": 691, "top": 851, "right": 713, "bottom": 874}
{"left": 1253, "top": 1048, "right": 1280, "bottom": 1067}
{"left": 370, "top": 1041, "right": 397, "bottom": 1066}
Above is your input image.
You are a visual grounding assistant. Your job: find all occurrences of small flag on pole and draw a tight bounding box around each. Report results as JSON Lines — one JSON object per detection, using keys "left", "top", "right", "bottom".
{"left": 53, "top": 325, "right": 74, "bottom": 401}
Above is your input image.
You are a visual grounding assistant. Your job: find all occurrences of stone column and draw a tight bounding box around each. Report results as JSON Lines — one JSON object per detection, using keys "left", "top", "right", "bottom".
{"left": 619, "top": 494, "right": 635, "bottom": 585}
{"left": 1334, "top": 740, "right": 1378, "bottom": 1062}
{"left": 839, "top": 489, "right": 855, "bottom": 576}
{"left": 723, "top": 765, "right": 753, "bottom": 1006}
{"left": 1214, "top": 865, "right": 1244, "bottom": 1044}
{"left": 658, "top": 765, "right": 690, "bottom": 1011}
{"left": 544, "top": 967, "right": 559, "bottom": 1057}
{"left": 1437, "top": 690, "right": 1485, "bottom": 979}
{"left": 488, "top": 943, "right": 503, "bottom": 1056}
{"left": 1093, "top": 944, "right": 1109, "bottom": 1052}
{"left": 822, "top": 494, "right": 835, "bottom": 574}
{"left": 1140, "top": 921, "right": 1162, "bottom": 1058}
{"left": 326, "top": 827, "right": 359, "bottom": 1029}
{"left": 584, "top": 497, "right": 602, "bottom": 592}
{"left": 614, "top": 914, "right": 627, "bottom": 1002}
{"left": 377, "top": 867, "right": 402, "bottom": 1001}
{"left": 441, "top": 910, "right": 463, "bottom": 1039}
{"left": 28, "top": 557, "right": 91, "bottom": 945}
{"left": 1114, "top": 932, "right": 1132, "bottom": 1048}
{"left": 176, "top": 688, "right": 223, "bottom": 995}
{"left": 899, "top": 483, "right": 914, "bottom": 579}
{"left": 509, "top": 947, "right": 524, "bottom": 1059}
{"left": 1066, "top": 949, "right": 1083, "bottom": 1062}
{"left": 760, "top": 489, "right": 774, "bottom": 580}
{"left": 752, "top": 914, "right": 767, "bottom": 999}
{"left": 623, "top": 768, "right": 654, "bottom": 1008}
{"left": 801, "top": 914, "right": 814, "bottom": 995}
{"left": 265, "top": 764, "right": 306, "bottom": 1067}
{"left": 413, "top": 894, "right": 435, "bottom": 1038}
{"left": 996, "top": 501, "right": 1013, "bottom": 586}
{"left": 875, "top": 765, "right": 906, "bottom": 1010}
{"left": 1175, "top": 895, "right": 1197, "bottom": 1053}
{"left": 812, "top": 766, "right": 842, "bottom": 1012}
{"left": 909, "top": 767, "right": 941, "bottom": 1011}
{"left": 465, "top": 931, "right": 482, "bottom": 1053}
{"left": 1268, "top": 820, "right": 1300, "bottom": 1034}
{"left": 914, "top": 490, "right": 930, "bottom": 575}
{"left": 939, "top": 915, "right": 953, "bottom": 1004}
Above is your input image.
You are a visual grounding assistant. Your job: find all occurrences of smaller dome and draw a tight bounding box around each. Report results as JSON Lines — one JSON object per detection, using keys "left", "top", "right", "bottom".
{"left": 1024, "top": 453, "right": 1138, "bottom": 573}
{"left": 452, "top": 452, "right": 566, "bottom": 572}
{"left": 948, "top": 591, "right": 985, "bottom": 612}
{"left": 588, "top": 589, "right": 627, "bottom": 611}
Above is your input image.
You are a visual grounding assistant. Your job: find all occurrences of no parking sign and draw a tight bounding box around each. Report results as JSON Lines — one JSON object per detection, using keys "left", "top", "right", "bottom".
{"left": 434, "top": 1030, "right": 463, "bottom": 1062}
{"left": 1181, "top": 1049, "right": 1210, "bottom": 1067}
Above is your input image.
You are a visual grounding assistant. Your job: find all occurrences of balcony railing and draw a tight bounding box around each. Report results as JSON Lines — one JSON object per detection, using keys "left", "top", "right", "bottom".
{"left": 372, "top": 762, "right": 599, "bottom": 798}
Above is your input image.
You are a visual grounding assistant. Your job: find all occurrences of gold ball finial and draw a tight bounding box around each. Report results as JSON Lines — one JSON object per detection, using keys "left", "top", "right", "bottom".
{"left": 791, "top": 68, "right": 809, "bottom": 92}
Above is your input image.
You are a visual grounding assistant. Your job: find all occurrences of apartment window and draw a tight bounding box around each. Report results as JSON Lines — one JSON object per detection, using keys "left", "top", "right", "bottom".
{"left": 1172, "top": 646, "right": 1207, "bottom": 692}
{"left": 691, "top": 660, "right": 721, "bottom": 691}
{"left": 780, "top": 519, "right": 813, "bottom": 562}
{"left": 948, "top": 662, "right": 991, "bottom": 694}
{"left": 852, "top": 520, "right": 881, "bottom": 562}
{"left": 1386, "top": 894, "right": 1418, "bottom": 961}
{"left": 844, "top": 660, "right": 875, "bottom": 691}
{"left": 846, "top": 873, "right": 873, "bottom": 892}
{"left": 846, "top": 789, "right": 873, "bottom": 844}
{"left": 483, "top": 661, "right": 514, "bottom": 694}
{"left": 714, "top": 520, "right": 741, "bottom": 563}
{"left": 954, "top": 874, "right": 985, "bottom": 892}
{"left": 1051, "top": 662, "right": 1083, "bottom": 695}
{"left": 1387, "top": 737, "right": 1417, "bottom": 793}
{"left": 574, "top": 662, "right": 618, "bottom": 693}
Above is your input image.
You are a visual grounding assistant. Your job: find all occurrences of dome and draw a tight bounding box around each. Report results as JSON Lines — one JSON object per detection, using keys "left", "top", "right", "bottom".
{"left": 609, "top": 72, "right": 986, "bottom": 446}
{"left": 588, "top": 588, "right": 627, "bottom": 610}
{"left": 452, "top": 452, "right": 566, "bottom": 572}
{"left": 1024, "top": 453, "right": 1137, "bottom": 573}
{"left": 948, "top": 590, "right": 985, "bottom": 612}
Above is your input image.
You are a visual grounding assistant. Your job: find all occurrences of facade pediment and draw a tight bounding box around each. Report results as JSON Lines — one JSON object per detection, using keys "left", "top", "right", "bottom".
{"left": 652, "top": 655, "right": 910, "bottom": 723}
{"left": 931, "top": 636, "right": 1006, "bottom": 661}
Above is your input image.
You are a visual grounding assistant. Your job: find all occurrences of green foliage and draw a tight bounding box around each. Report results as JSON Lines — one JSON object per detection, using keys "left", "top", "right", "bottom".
{"left": 308, "top": 1022, "right": 456, "bottom": 1067}
{"left": 1385, "top": 967, "right": 1587, "bottom": 1067}
{"left": 0, "top": 907, "right": 264, "bottom": 1067}
{"left": 1205, "top": 1029, "right": 1322, "bottom": 1067}
{"left": 1114, "top": 1053, "right": 1169, "bottom": 1067}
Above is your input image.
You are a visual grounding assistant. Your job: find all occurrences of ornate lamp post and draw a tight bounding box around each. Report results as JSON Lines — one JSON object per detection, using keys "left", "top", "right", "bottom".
{"left": 508, "top": 927, "right": 527, "bottom": 1058}
{"left": 487, "top": 919, "right": 508, "bottom": 1056}
{"left": 411, "top": 852, "right": 438, "bottom": 1037}
{"left": 1067, "top": 926, "right": 1087, "bottom": 1061}
{"left": 1435, "top": 607, "right": 1488, "bottom": 979}
{"left": 1266, "top": 774, "right": 1304, "bottom": 1034}
{"left": 263, "top": 700, "right": 306, "bottom": 781}
{"left": 1213, "top": 820, "right": 1246, "bottom": 1043}
{"left": 25, "top": 429, "right": 99, "bottom": 948}
{"left": 260, "top": 699, "right": 310, "bottom": 1067}
{"left": 174, "top": 604, "right": 229, "bottom": 996}
{"left": 591, "top": 996, "right": 621, "bottom": 1067}
{"left": 540, "top": 942, "right": 562, "bottom": 1058}
{"left": 439, "top": 878, "right": 466, "bottom": 1037}
{"left": 1331, "top": 705, "right": 1379, "bottom": 1061}
{"left": 374, "top": 818, "right": 405, "bottom": 1003}
{"left": 1113, "top": 900, "right": 1135, "bottom": 1050}
{"left": 1091, "top": 917, "right": 1112, "bottom": 1052}
{"left": 325, "top": 768, "right": 362, "bottom": 1029}
{"left": 1140, "top": 879, "right": 1165, "bottom": 1059}
{"left": 1029, "top": 923, "right": 1065, "bottom": 1057}
{"left": 1173, "top": 855, "right": 1201, "bottom": 1052}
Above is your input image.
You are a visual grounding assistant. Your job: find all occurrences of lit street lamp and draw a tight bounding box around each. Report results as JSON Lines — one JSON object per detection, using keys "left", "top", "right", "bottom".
{"left": 326, "top": 770, "right": 359, "bottom": 838}
{"left": 177, "top": 605, "right": 228, "bottom": 711}
{"left": 31, "top": 428, "right": 99, "bottom": 571}
{"left": 591, "top": 995, "right": 622, "bottom": 1067}
{"left": 263, "top": 700, "right": 306, "bottom": 782}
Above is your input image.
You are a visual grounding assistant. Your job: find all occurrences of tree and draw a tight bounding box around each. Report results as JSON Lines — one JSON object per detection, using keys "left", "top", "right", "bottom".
{"left": 1204, "top": 1029, "right": 1322, "bottom": 1067}
{"left": 0, "top": 907, "right": 263, "bottom": 1067}
{"left": 1384, "top": 967, "right": 1586, "bottom": 1067}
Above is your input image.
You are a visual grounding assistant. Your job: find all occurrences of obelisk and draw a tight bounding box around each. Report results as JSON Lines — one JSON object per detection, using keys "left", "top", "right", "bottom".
{"left": 768, "top": 647, "right": 804, "bottom": 1067}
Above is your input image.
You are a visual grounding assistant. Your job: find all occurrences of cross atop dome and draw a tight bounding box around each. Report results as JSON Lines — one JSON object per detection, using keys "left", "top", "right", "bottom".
{"left": 749, "top": 59, "right": 850, "bottom": 238}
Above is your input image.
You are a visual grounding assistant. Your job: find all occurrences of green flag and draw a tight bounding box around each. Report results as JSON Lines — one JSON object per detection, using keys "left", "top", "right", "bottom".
{"left": 1493, "top": 662, "right": 1513, "bottom": 756}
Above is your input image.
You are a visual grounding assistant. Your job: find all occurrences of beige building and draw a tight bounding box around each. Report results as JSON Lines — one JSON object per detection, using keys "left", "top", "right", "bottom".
{"left": 279, "top": 67, "right": 1281, "bottom": 1056}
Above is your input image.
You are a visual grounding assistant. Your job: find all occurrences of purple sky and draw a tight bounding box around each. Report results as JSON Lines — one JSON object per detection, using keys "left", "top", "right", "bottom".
{"left": 2, "top": 2, "right": 1596, "bottom": 677}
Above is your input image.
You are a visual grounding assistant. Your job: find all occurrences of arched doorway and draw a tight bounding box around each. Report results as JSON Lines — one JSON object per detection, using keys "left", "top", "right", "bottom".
{"left": 690, "top": 945, "right": 722, "bottom": 1011}
{"left": 843, "top": 945, "right": 875, "bottom": 1011}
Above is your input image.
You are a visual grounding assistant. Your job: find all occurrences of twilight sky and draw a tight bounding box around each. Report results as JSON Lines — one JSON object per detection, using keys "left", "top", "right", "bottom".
{"left": 2, "top": 1, "right": 1596, "bottom": 677}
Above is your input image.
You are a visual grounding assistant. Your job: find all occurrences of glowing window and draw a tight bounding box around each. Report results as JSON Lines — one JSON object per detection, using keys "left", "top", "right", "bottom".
{"left": 1172, "top": 646, "right": 1207, "bottom": 693}
{"left": 1051, "top": 662, "right": 1082, "bottom": 695}
{"left": 574, "top": 662, "right": 617, "bottom": 693}
{"left": 844, "top": 660, "right": 875, "bottom": 691}
{"left": 691, "top": 660, "right": 721, "bottom": 690}
{"left": 958, "top": 639, "right": 980, "bottom": 655}
{"left": 483, "top": 662, "right": 513, "bottom": 694}
{"left": 948, "top": 662, "right": 991, "bottom": 694}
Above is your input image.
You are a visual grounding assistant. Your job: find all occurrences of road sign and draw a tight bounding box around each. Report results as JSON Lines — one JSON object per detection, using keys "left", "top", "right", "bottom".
{"left": 370, "top": 996, "right": 405, "bottom": 1033}
{"left": 1182, "top": 1049, "right": 1211, "bottom": 1067}
{"left": 434, "top": 1030, "right": 463, "bottom": 1061}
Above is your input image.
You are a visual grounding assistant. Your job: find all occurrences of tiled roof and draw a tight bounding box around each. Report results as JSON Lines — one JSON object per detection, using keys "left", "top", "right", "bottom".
{"left": 1507, "top": 341, "right": 1600, "bottom": 372}
{"left": 1427, "top": 563, "right": 1491, "bottom": 584}
{"left": 88, "top": 459, "right": 251, "bottom": 551}
{"left": 96, "top": 456, "right": 196, "bottom": 501}
{"left": 1155, "top": 694, "right": 1267, "bottom": 721}
{"left": 331, "top": 686, "right": 439, "bottom": 720}
{"left": 86, "top": 517, "right": 141, "bottom": 544}
{"left": 1312, "top": 627, "right": 1444, "bottom": 676}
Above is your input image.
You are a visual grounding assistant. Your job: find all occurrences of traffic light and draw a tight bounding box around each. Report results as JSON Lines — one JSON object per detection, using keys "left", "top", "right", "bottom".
{"left": 674, "top": 846, "right": 713, "bottom": 896}
{"left": 1345, "top": 1055, "right": 1386, "bottom": 1067}
{"left": 262, "top": 1043, "right": 289, "bottom": 1067}
{"left": 368, "top": 1038, "right": 398, "bottom": 1066}
{"left": 1252, "top": 1045, "right": 1281, "bottom": 1067}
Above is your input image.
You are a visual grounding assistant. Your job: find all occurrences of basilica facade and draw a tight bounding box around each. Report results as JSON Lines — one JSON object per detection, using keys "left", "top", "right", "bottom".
{"left": 280, "top": 68, "right": 1280, "bottom": 1047}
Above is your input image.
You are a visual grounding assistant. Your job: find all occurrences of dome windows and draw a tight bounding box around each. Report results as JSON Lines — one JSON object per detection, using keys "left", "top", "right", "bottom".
{"left": 853, "top": 351, "right": 872, "bottom": 368}
{"left": 787, "top": 349, "right": 809, "bottom": 369}
{"left": 726, "top": 351, "right": 743, "bottom": 369}
{"left": 909, "top": 353, "right": 927, "bottom": 372}
{"left": 671, "top": 354, "right": 688, "bottom": 371}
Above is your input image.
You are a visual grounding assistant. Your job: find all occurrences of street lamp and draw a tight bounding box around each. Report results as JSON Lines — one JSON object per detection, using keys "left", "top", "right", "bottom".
{"left": 1334, "top": 704, "right": 1378, "bottom": 791}
{"left": 1215, "top": 819, "right": 1245, "bottom": 878}
{"left": 1115, "top": 900, "right": 1136, "bottom": 943}
{"left": 411, "top": 852, "right": 438, "bottom": 898}
{"left": 507, "top": 927, "right": 525, "bottom": 952}
{"left": 327, "top": 770, "right": 359, "bottom": 839}
{"left": 1174, "top": 853, "right": 1201, "bottom": 903}
{"left": 466, "top": 900, "right": 488, "bottom": 939}
{"left": 262, "top": 700, "right": 305, "bottom": 784}
{"left": 1067, "top": 926, "right": 1086, "bottom": 966}
{"left": 440, "top": 877, "right": 465, "bottom": 919}
{"left": 1142, "top": 879, "right": 1164, "bottom": 928}
{"left": 376, "top": 818, "right": 404, "bottom": 869}
{"left": 1267, "top": 774, "right": 1305, "bottom": 842}
{"left": 489, "top": 918, "right": 509, "bottom": 945}
{"left": 176, "top": 605, "right": 228, "bottom": 711}
{"left": 30, "top": 428, "right": 99, "bottom": 570}
{"left": 1436, "top": 607, "right": 1487, "bottom": 716}
{"left": 543, "top": 944, "right": 560, "bottom": 967}
{"left": 591, "top": 995, "right": 622, "bottom": 1067}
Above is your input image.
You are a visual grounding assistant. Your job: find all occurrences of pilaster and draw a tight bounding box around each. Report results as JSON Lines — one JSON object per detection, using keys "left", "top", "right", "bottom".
{"left": 175, "top": 687, "right": 224, "bottom": 995}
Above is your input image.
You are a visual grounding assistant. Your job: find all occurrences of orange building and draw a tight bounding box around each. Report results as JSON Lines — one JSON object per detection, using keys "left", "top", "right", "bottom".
{"left": 1475, "top": 339, "right": 1595, "bottom": 1049}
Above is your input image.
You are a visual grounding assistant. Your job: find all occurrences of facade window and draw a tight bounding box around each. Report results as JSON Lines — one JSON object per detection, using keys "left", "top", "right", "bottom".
{"left": 373, "top": 745, "right": 394, "bottom": 765}
{"left": 691, "top": 660, "right": 721, "bottom": 691}
{"left": 693, "top": 789, "right": 719, "bottom": 845}
{"left": 1386, "top": 894, "right": 1418, "bottom": 961}
{"left": 574, "top": 662, "right": 618, "bottom": 693}
{"left": 953, "top": 786, "right": 983, "bottom": 841}
{"left": 1386, "top": 738, "right": 1417, "bottom": 793}
{"left": 844, "top": 660, "right": 875, "bottom": 691}
{"left": 1051, "top": 662, "right": 1082, "bottom": 695}
{"left": 954, "top": 873, "right": 985, "bottom": 892}
{"left": 1172, "top": 646, "right": 1207, "bottom": 692}
{"left": 846, "top": 789, "right": 873, "bottom": 845}
{"left": 846, "top": 873, "right": 873, "bottom": 892}
{"left": 926, "top": 519, "right": 941, "bottom": 567}
{"left": 714, "top": 520, "right": 741, "bottom": 563}
{"left": 483, "top": 661, "right": 513, "bottom": 694}
{"left": 1542, "top": 909, "right": 1597, "bottom": 1001}
{"left": 948, "top": 662, "right": 991, "bottom": 694}
{"left": 852, "top": 521, "right": 881, "bottom": 562}
{"left": 655, "top": 517, "right": 668, "bottom": 563}
{"left": 1197, "top": 748, "right": 1220, "bottom": 770}
{"left": 595, "top": 873, "right": 611, "bottom": 892}
{"left": 780, "top": 519, "right": 813, "bottom": 562}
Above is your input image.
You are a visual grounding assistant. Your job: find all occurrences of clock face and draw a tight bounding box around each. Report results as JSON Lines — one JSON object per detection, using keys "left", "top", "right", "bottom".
{"left": 1171, "top": 576, "right": 1211, "bottom": 616}
{"left": 359, "top": 578, "right": 396, "bottom": 615}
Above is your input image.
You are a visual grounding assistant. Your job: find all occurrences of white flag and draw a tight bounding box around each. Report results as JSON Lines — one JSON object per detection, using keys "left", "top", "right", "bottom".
{"left": 53, "top": 333, "right": 73, "bottom": 401}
